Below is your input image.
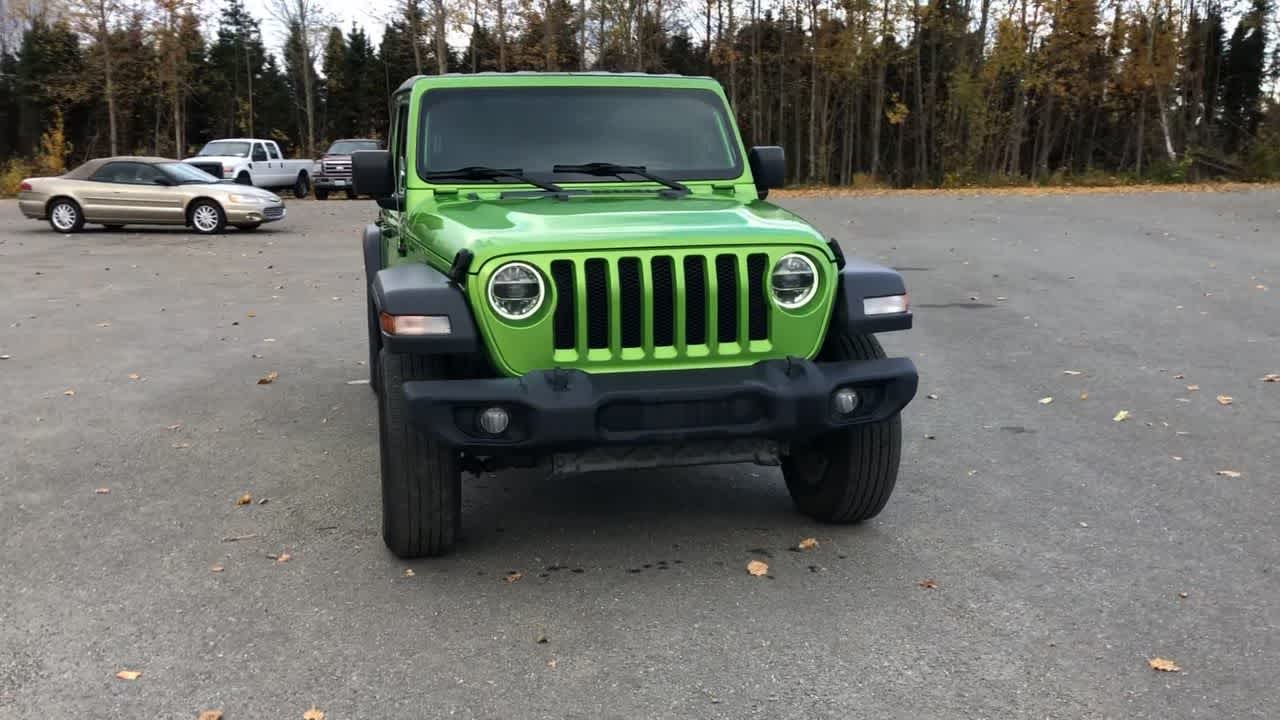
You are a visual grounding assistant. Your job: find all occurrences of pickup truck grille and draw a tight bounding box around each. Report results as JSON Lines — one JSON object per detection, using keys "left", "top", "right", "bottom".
{"left": 320, "top": 159, "right": 352, "bottom": 178}
{"left": 549, "top": 253, "right": 770, "bottom": 357}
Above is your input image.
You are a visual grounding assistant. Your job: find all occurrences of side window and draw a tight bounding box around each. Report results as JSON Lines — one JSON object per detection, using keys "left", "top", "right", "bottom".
{"left": 252, "top": 143, "right": 268, "bottom": 162}
{"left": 90, "top": 163, "right": 128, "bottom": 183}
{"left": 394, "top": 99, "right": 410, "bottom": 192}
{"left": 130, "top": 164, "right": 164, "bottom": 185}
{"left": 267, "top": 143, "right": 281, "bottom": 160}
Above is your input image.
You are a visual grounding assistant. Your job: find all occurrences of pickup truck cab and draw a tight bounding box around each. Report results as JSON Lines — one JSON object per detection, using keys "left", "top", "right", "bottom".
{"left": 184, "top": 138, "right": 315, "bottom": 198}
{"left": 353, "top": 73, "right": 918, "bottom": 557}
{"left": 315, "top": 138, "right": 380, "bottom": 200}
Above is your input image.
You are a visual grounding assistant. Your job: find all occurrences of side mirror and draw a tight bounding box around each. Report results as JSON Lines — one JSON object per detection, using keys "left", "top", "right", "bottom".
{"left": 747, "top": 146, "right": 785, "bottom": 200}
{"left": 353, "top": 150, "right": 395, "bottom": 199}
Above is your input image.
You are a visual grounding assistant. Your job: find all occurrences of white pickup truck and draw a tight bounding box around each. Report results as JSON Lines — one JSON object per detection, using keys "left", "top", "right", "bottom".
{"left": 184, "top": 139, "right": 317, "bottom": 197}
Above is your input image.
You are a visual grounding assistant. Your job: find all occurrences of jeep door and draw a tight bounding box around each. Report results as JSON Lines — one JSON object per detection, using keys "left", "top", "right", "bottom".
{"left": 379, "top": 94, "right": 412, "bottom": 259}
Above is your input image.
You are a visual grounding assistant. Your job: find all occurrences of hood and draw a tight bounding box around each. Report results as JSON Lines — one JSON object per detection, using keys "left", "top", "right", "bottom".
{"left": 405, "top": 193, "right": 829, "bottom": 270}
{"left": 212, "top": 184, "right": 281, "bottom": 202}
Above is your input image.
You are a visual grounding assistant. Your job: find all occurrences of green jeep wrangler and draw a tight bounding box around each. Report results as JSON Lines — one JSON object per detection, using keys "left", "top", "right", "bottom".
{"left": 352, "top": 73, "right": 918, "bottom": 558}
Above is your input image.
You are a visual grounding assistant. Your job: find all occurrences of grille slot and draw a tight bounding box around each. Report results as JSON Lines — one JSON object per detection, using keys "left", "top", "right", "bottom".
{"left": 618, "top": 258, "right": 643, "bottom": 348}
{"left": 715, "top": 254, "right": 739, "bottom": 344}
{"left": 551, "top": 260, "right": 576, "bottom": 350}
{"left": 747, "top": 253, "right": 769, "bottom": 340}
{"left": 584, "top": 259, "right": 610, "bottom": 349}
{"left": 683, "top": 256, "right": 707, "bottom": 345}
{"left": 651, "top": 257, "right": 675, "bottom": 346}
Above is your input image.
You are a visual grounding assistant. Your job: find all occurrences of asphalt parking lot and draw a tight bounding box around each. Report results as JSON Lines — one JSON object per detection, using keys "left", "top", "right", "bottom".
{"left": 2, "top": 189, "right": 1278, "bottom": 719}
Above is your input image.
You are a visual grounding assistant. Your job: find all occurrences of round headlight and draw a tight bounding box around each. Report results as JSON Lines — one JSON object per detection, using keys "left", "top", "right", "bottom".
{"left": 488, "top": 262, "right": 545, "bottom": 320}
{"left": 770, "top": 254, "right": 818, "bottom": 308}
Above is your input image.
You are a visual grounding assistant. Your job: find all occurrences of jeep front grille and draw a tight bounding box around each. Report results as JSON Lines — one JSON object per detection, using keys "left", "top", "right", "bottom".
{"left": 549, "top": 253, "right": 770, "bottom": 358}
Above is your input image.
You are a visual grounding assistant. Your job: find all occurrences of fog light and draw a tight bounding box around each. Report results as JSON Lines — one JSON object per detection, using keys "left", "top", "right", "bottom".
{"left": 833, "top": 388, "right": 860, "bottom": 415}
{"left": 477, "top": 406, "right": 510, "bottom": 435}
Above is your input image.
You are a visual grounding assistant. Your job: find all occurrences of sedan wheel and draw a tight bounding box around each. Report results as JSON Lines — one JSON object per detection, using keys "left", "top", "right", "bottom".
{"left": 189, "top": 201, "right": 226, "bottom": 235}
{"left": 48, "top": 199, "right": 84, "bottom": 233}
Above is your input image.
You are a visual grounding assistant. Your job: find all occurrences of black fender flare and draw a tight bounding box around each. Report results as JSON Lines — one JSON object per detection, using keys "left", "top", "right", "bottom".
{"left": 370, "top": 260, "right": 481, "bottom": 355}
{"left": 830, "top": 259, "right": 913, "bottom": 336}
{"left": 362, "top": 223, "right": 382, "bottom": 286}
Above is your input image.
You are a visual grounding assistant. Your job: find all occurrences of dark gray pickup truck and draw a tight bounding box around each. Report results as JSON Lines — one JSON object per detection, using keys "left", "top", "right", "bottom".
{"left": 315, "top": 139, "right": 380, "bottom": 200}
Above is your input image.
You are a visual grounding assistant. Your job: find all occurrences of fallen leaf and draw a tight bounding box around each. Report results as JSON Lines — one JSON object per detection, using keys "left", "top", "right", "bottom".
{"left": 264, "top": 338, "right": 276, "bottom": 342}
{"left": 1215, "top": 469, "right": 1242, "bottom": 478}
{"left": 63, "top": 389, "right": 75, "bottom": 396}
{"left": 221, "top": 533, "right": 257, "bottom": 542}
{"left": 1171, "top": 456, "right": 1183, "bottom": 461}
{"left": 504, "top": 571, "right": 523, "bottom": 583}
{"left": 115, "top": 669, "right": 141, "bottom": 681}
{"left": 402, "top": 568, "right": 415, "bottom": 578}
{"left": 1186, "top": 384, "right": 1200, "bottom": 392}
{"left": 798, "top": 537, "right": 819, "bottom": 551}
{"left": 1173, "top": 373, "right": 1185, "bottom": 379}
{"left": 346, "top": 379, "right": 370, "bottom": 385}
{"left": 926, "top": 393, "right": 939, "bottom": 400}
{"left": 1079, "top": 391, "right": 1089, "bottom": 400}
{"left": 1262, "top": 374, "right": 1280, "bottom": 383}
{"left": 95, "top": 487, "right": 110, "bottom": 494}
{"left": 1177, "top": 591, "right": 1189, "bottom": 599}
{"left": 197, "top": 711, "right": 223, "bottom": 720}
{"left": 0, "top": 354, "right": 10, "bottom": 360}
{"left": 1256, "top": 284, "right": 1267, "bottom": 290}
{"left": 546, "top": 658, "right": 558, "bottom": 669}
{"left": 247, "top": 311, "right": 256, "bottom": 318}
{"left": 166, "top": 422, "right": 183, "bottom": 431}
{"left": 1148, "top": 657, "right": 1181, "bottom": 672}
{"left": 257, "top": 370, "right": 279, "bottom": 385}
{"left": 210, "top": 564, "right": 224, "bottom": 573}
{"left": 172, "top": 441, "right": 191, "bottom": 449}
{"left": 275, "top": 551, "right": 292, "bottom": 563}
{"left": 303, "top": 707, "right": 325, "bottom": 720}
{"left": 746, "top": 560, "right": 769, "bottom": 576}
{"left": 1062, "top": 370, "right": 1083, "bottom": 376}
{"left": 96, "top": 321, "right": 111, "bottom": 328}
{"left": 235, "top": 493, "right": 252, "bottom": 506}
{"left": 1039, "top": 396, "right": 1054, "bottom": 405}
{"left": 918, "top": 578, "right": 938, "bottom": 589}
{"left": 1216, "top": 394, "right": 1233, "bottom": 406}
{"left": 127, "top": 373, "right": 140, "bottom": 380}
{"left": 1113, "top": 410, "right": 1130, "bottom": 422}
{"left": 257, "top": 497, "right": 268, "bottom": 505}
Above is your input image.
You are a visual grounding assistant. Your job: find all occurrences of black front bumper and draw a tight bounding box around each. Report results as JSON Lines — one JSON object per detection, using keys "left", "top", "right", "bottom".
{"left": 403, "top": 357, "right": 918, "bottom": 453}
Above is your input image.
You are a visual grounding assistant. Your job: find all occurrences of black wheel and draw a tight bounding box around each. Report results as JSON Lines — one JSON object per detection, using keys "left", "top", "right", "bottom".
{"left": 367, "top": 290, "right": 382, "bottom": 393}
{"left": 346, "top": 189, "right": 358, "bottom": 200}
{"left": 235, "top": 223, "right": 261, "bottom": 231}
{"left": 315, "top": 188, "right": 329, "bottom": 201}
{"left": 782, "top": 334, "right": 902, "bottom": 524}
{"left": 102, "top": 224, "right": 125, "bottom": 230}
{"left": 378, "top": 349, "right": 461, "bottom": 558}
{"left": 188, "top": 200, "right": 227, "bottom": 235}
{"left": 47, "top": 198, "right": 85, "bottom": 233}
{"left": 235, "top": 172, "right": 252, "bottom": 185}
{"left": 293, "top": 172, "right": 310, "bottom": 199}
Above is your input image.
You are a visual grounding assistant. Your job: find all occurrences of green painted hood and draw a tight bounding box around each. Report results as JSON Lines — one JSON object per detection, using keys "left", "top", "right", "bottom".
{"left": 404, "top": 192, "right": 833, "bottom": 271}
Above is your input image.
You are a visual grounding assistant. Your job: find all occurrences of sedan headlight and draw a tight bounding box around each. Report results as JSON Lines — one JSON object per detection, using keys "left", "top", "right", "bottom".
{"left": 770, "top": 253, "right": 818, "bottom": 309}
{"left": 228, "top": 193, "right": 265, "bottom": 204}
{"left": 488, "top": 262, "right": 544, "bottom": 320}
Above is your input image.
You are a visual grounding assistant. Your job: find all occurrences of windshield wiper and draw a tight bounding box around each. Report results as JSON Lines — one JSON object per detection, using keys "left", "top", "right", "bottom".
{"left": 423, "top": 166, "right": 564, "bottom": 194}
{"left": 551, "top": 162, "right": 689, "bottom": 196}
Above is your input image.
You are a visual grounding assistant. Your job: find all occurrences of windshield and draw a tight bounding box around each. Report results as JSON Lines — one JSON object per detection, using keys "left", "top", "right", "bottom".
{"left": 161, "top": 162, "right": 220, "bottom": 184}
{"left": 327, "top": 140, "right": 379, "bottom": 155}
{"left": 198, "top": 141, "right": 251, "bottom": 157}
{"left": 418, "top": 87, "right": 742, "bottom": 183}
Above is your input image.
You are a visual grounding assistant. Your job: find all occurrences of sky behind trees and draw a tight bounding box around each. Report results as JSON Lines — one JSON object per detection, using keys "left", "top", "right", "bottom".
{"left": 1, "top": 0, "right": 1277, "bottom": 190}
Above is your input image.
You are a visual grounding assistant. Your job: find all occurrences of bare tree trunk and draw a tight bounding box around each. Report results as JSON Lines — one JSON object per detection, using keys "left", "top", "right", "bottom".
{"left": 246, "top": 36, "right": 254, "bottom": 137}
{"left": 96, "top": 0, "right": 118, "bottom": 155}
{"left": 705, "top": 0, "right": 712, "bottom": 69}
{"left": 869, "top": 0, "right": 888, "bottom": 177}
{"left": 806, "top": 0, "right": 816, "bottom": 181}
{"left": 750, "top": 0, "right": 759, "bottom": 144}
{"left": 727, "top": 0, "right": 736, "bottom": 112}
{"left": 434, "top": 0, "right": 448, "bottom": 73}
{"left": 777, "top": 1, "right": 786, "bottom": 175}
{"left": 637, "top": 0, "right": 645, "bottom": 70}
{"left": 579, "top": 0, "right": 586, "bottom": 70}
{"left": 472, "top": 0, "right": 479, "bottom": 72}
{"left": 497, "top": 0, "right": 506, "bottom": 70}
{"left": 912, "top": 0, "right": 927, "bottom": 183}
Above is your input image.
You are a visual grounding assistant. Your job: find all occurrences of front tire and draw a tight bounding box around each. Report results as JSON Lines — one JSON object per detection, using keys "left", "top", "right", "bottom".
{"left": 235, "top": 172, "right": 251, "bottom": 185}
{"left": 47, "top": 198, "right": 84, "bottom": 233}
{"left": 378, "top": 349, "right": 461, "bottom": 558}
{"left": 782, "top": 334, "right": 903, "bottom": 524}
{"left": 188, "top": 200, "right": 227, "bottom": 235}
{"left": 346, "top": 189, "right": 359, "bottom": 200}
{"left": 293, "top": 172, "right": 310, "bottom": 199}
{"left": 314, "top": 188, "right": 329, "bottom": 201}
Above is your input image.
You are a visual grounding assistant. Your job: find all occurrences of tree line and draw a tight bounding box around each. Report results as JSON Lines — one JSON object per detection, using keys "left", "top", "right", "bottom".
{"left": 1, "top": 0, "right": 1277, "bottom": 191}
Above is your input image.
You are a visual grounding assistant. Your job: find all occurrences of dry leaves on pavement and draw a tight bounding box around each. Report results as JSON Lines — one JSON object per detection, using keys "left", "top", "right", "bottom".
{"left": 94, "top": 488, "right": 110, "bottom": 495}
{"left": 235, "top": 493, "right": 252, "bottom": 506}
{"left": 1263, "top": 374, "right": 1280, "bottom": 383}
{"left": 197, "top": 711, "right": 223, "bottom": 720}
{"left": 1062, "top": 370, "right": 1083, "bottom": 376}
{"left": 257, "top": 370, "right": 279, "bottom": 385}
{"left": 63, "top": 389, "right": 75, "bottom": 396}
{"left": 115, "top": 670, "right": 142, "bottom": 681}
{"left": 1079, "top": 391, "right": 1089, "bottom": 400}
{"left": 172, "top": 441, "right": 192, "bottom": 449}
{"left": 402, "top": 568, "right": 415, "bottom": 578}
{"left": 798, "top": 538, "right": 819, "bottom": 551}
{"left": 303, "top": 707, "right": 326, "bottom": 720}
{"left": 504, "top": 571, "right": 523, "bottom": 583}
{"left": 273, "top": 551, "right": 292, "bottom": 564}
{"left": 918, "top": 578, "right": 938, "bottom": 589}
{"left": 127, "top": 373, "right": 140, "bottom": 380}
{"left": 1148, "top": 657, "right": 1181, "bottom": 672}
{"left": 746, "top": 560, "right": 769, "bottom": 577}
{"left": 1215, "top": 469, "right": 1242, "bottom": 478}
{"left": 1039, "top": 396, "right": 1054, "bottom": 405}
{"left": 1186, "top": 384, "right": 1200, "bottom": 392}
{"left": 1216, "top": 395, "right": 1233, "bottom": 406}
{"left": 210, "top": 564, "right": 225, "bottom": 573}
{"left": 1113, "top": 410, "right": 1130, "bottom": 422}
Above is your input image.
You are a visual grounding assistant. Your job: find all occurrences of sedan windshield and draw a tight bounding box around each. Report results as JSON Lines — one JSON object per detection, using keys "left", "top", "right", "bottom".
{"left": 198, "top": 141, "right": 250, "bottom": 157}
{"left": 161, "top": 162, "right": 220, "bottom": 184}
{"left": 419, "top": 87, "right": 742, "bottom": 183}
{"left": 327, "top": 140, "right": 379, "bottom": 155}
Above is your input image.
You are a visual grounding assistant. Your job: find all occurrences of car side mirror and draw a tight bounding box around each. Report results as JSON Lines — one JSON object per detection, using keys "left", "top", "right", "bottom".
{"left": 747, "top": 146, "right": 785, "bottom": 200}
{"left": 353, "top": 150, "right": 395, "bottom": 199}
